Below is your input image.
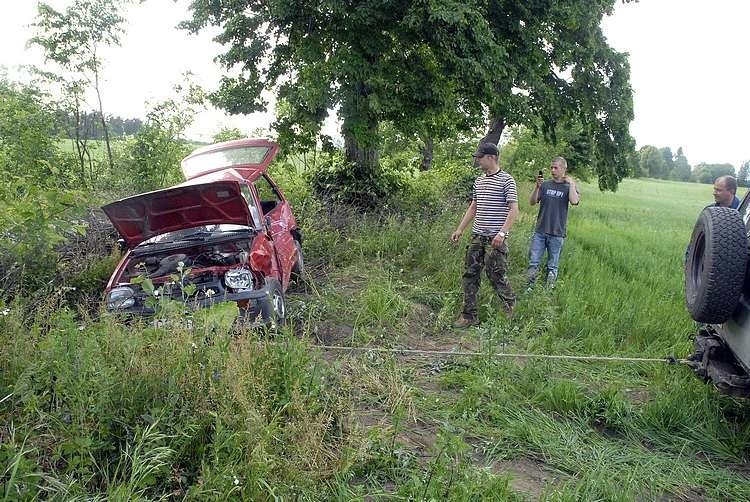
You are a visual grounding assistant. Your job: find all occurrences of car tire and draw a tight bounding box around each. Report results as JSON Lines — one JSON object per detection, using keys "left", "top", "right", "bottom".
{"left": 260, "top": 278, "right": 286, "bottom": 327}
{"left": 291, "top": 239, "right": 305, "bottom": 281}
{"left": 685, "top": 206, "right": 748, "bottom": 323}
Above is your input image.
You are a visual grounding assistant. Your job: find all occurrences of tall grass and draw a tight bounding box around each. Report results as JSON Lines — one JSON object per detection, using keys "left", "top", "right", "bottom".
{"left": 3, "top": 176, "right": 750, "bottom": 499}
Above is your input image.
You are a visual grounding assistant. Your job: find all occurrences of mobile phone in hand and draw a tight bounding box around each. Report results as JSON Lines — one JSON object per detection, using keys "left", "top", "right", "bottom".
{"left": 538, "top": 170, "right": 543, "bottom": 177}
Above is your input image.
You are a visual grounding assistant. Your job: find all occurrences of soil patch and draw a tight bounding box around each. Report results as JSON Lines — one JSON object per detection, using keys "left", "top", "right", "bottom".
{"left": 657, "top": 486, "right": 707, "bottom": 501}
{"left": 313, "top": 322, "right": 354, "bottom": 346}
{"left": 484, "top": 456, "right": 570, "bottom": 499}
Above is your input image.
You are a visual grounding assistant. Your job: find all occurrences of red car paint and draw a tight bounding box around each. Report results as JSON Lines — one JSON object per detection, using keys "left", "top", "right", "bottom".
{"left": 102, "top": 139, "right": 301, "bottom": 324}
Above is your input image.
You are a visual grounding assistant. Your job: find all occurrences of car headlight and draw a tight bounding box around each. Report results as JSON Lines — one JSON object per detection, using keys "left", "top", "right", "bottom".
{"left": 225, "top": 268, "right": 253, "bottom": 290}
{"left": 107, "top": 286, "right": 135, "bottom": 310}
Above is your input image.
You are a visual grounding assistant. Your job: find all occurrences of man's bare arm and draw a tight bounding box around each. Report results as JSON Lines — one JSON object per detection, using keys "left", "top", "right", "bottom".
{"left": 451, "top": 200, "right": 476, "bottom": 242}
{"left": 565, "top": 176, "right": 580, "bottom": 205}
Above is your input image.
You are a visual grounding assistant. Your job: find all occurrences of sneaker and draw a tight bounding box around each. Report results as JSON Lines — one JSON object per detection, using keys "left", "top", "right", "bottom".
{"left": 453, "top": 316, "right": 479, "bottom": 328}
{"left": 546, "top": 272, "right": 557, "bottom": 290}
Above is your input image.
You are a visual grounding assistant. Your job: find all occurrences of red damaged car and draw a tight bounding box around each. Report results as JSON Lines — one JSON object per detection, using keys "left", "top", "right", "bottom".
{"left": 102, "top": 138, "right": 303, "bottom": 326}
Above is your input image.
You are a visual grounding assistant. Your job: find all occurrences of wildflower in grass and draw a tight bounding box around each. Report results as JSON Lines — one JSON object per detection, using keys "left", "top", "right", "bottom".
{"left": 205, "top": 288, "right": 216, "bottom": 297}
{"left": 1, "top": 308, "right": 10, "bottom": 316}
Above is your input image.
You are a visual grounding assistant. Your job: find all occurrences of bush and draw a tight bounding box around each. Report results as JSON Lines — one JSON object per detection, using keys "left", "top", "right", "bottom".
{"left": 0, "top": 176, "right": 88, "bottom": 296}
{"left": 310, "top": 152, "right": 406, "bottom": 208}
{"left": 388, "top": 160, "right": 476, "bottom": 217}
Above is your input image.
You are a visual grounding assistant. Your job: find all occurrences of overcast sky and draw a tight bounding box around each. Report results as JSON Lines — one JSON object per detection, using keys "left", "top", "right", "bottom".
{"left": 2, "top": 0, "right": 749, "bottom": 169}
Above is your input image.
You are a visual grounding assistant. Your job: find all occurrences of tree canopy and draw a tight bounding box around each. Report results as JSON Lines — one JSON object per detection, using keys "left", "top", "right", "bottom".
{"left": 30, "top": 0, "right": 126, "bottom": 175}
{"left": 184, "top": 0, "right": 635, "bottom": 190}
{"left": 693, "top": 163, "right": 735, "bottom": 185}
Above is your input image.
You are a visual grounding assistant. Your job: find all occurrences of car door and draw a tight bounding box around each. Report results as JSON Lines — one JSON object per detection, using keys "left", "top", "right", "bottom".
{"left": 253, "top": 174, "right": 296, "bottom": 286}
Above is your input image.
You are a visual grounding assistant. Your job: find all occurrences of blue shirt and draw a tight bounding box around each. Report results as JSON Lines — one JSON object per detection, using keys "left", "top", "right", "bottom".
{"left": 712, "top": 196, "right": 740, "bottom": 209}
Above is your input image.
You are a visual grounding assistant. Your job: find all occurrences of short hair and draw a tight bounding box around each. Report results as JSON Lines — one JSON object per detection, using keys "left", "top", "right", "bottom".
{"left": 552, "top": 156, "right": 567, "bottom": 169}
{"left": 717, "top": 175, "right": 737, "bottom": 194}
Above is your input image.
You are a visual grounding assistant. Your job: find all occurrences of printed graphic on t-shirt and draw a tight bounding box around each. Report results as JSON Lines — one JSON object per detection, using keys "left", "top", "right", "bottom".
{"left": 536, "top": 180, "right": 571, "bottom": 237}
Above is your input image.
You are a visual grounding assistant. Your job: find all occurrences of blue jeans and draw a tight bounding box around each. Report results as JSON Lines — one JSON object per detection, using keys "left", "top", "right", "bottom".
{"left": 527, "top": 231, "right": 565, "bottom": 285}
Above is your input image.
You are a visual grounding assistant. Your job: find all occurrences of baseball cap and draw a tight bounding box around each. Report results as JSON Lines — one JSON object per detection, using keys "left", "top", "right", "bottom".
{"left": 472, "top": 142, "right": 500, "bottom": 158}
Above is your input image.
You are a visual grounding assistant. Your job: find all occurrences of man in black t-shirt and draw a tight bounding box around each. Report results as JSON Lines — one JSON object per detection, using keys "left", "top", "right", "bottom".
{"left": 527, "top": 157, "right": 580, "bottom": 290}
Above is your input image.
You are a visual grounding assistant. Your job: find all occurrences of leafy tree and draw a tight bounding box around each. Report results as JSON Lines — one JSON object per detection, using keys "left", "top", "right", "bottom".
{"left": 0, "top": 79, "right": 61, "bottom": 181}
{"left": 0, "top": 78, "right": 86, "bottom": 295}
{"left": 126, "top": 79, "right": 205, "bottom": 191}
{"left": 671, "top": 147, "right": 691, "bottom": 181}
{"left": 103, "top": 115, "right": 143, "bottom": 137}
{"left": 639, "top": 145, "right": 667, "bottom": 179}
{"left": 693, "top": 163, "right": 735, "bottom": 184}
{"left": 479, "top": 2, "right": 635, "bottom": 190}
{"left": 659, "top": 147, "right": 674, "bottom": 177}
{"left": 738, "top": 161, "right": 750, "bottom": 188}
{"left": 29, "top": 0, "right": 127, "bottom": 175}
{"left": 213, "top": 127, "right": 246, "bottom": 143}
{"left": 501, "top": 123, "right": 592, "bottom": 183}
{"left": 183, "top": 0, "right": 635, "bottom": 195}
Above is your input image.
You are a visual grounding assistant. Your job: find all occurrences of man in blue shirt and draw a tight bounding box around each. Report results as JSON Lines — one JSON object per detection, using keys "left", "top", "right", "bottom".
{"left": 683, "top": 175, "right": 741, "bottom": 265}
{"left": 712, "top": 175, "right": 740, "bottom": 209}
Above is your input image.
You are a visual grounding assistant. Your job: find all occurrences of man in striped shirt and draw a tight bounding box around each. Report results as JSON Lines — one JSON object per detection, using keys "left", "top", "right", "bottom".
{"left": 450, "top": 143, "right": 519, "bottom": 328}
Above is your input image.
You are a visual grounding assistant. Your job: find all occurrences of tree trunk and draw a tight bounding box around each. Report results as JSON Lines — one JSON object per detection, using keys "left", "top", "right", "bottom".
{"left": 73, "top": 104, "right": 85, "bottom": 184}
{"left": 480, "top": 117, "right": 506, "bottom": 146}
{"left": 337, "top": 83, "right": 382, "bottom": 205}
{"left": 342, "top": 84, "right": 380, "bottom": 174}
{"left": 344, "top": 133, "right": 379, "bottom": 172}
{"left": 419, "top": 137, "right": 434, "bottom": 171}
{"left": 93, "top": 65, "right": 114, "bottom": 173}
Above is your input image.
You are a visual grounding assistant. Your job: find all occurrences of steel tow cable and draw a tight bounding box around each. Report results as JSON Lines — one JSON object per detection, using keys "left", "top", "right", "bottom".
{"left": 304, "top": 344, "right": 687, "bottom": 365}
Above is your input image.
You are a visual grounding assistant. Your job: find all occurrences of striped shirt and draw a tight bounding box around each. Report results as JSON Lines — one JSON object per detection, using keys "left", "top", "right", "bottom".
{"left": 471, "top": 170, "right": 518, "bottom": 236}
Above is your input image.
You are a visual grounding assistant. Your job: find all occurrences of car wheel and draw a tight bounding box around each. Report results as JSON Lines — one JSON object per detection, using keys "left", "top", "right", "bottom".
{"left": 291, "top": 240, "right": 305, "bottom": 281}
{"left": 685, "top": 206, "right": 748, "bottom": 323}
{"left": 260, "top": 278, "right": 286, "bottom": 327}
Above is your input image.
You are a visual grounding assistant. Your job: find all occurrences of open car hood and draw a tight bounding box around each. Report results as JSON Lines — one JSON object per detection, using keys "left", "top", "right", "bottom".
{"left": 102, "top": 181, "right": 252, "bottom": 247}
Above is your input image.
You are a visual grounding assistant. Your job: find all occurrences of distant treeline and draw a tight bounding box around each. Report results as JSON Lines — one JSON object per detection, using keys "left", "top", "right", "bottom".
{"left": 636, "top": 145, "right": 750, "bottom": 186}
{"left": 52, "top": 110, "right": 144, "bottom": 139}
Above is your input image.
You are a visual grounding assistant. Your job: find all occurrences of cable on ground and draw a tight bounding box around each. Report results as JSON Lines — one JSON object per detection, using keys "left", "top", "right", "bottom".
{"left": 304, "top": 343, "right": 688, "bottom": 365}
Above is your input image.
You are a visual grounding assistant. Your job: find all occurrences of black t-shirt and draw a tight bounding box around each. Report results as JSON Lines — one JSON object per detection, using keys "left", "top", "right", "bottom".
{"left": 535, "top": 180, "right": 576, "bottom": 237}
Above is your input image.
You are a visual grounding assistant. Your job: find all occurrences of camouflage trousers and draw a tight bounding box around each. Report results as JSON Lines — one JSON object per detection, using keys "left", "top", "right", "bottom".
{"left": 461, "top": 234, "right": 516, "bottom": 320}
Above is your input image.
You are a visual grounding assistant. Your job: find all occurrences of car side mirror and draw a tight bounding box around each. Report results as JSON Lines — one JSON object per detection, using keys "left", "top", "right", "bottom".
{"left": 117, "top": 238, "right": 127, "bottom": 253}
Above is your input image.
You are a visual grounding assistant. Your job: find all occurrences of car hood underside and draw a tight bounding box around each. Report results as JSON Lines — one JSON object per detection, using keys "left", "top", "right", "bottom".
{"left": 102, "top": 181, "right": 252, "bottom": 247}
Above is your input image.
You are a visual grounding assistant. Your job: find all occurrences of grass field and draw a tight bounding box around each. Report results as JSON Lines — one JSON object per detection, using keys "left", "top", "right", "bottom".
{"left": 2, "top": 177, "right": 750, "bottom": 500}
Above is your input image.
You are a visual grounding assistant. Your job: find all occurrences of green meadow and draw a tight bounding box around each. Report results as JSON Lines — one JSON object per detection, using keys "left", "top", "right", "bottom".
{"left": 3, "top": 177, "right": 750, "bottom": 500}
